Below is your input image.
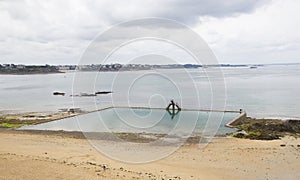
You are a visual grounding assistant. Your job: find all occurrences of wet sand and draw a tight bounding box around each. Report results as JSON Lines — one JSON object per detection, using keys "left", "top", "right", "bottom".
{"left": 0, "top": 129, "right": 299, "bottom": 179}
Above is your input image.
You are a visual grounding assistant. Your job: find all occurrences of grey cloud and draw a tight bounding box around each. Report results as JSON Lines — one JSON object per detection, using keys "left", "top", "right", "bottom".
{"left": 0, "top": 0, "right": 279, "bottom": 65}
{"left": 156, "top": 0, "right": 270, "bottom": 24}
{"left": 81, "top": 0, "right": 270, "bottom": 25}
{"left": 0, "top": 0, "right": 270, "bottom": 42}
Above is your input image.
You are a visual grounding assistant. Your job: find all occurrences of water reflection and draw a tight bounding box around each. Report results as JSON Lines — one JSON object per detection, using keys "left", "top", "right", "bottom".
{"left": 166, "top": 109, "right": 180, "bottom": 119}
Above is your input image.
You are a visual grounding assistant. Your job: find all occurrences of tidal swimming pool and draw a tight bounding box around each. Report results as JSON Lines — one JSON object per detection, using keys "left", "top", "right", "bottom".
{"left": 20, "top": 107, "right": 239, "bottom": 136}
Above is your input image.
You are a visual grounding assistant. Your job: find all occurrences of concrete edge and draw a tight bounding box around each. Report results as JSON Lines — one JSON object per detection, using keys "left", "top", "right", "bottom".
{"left": 107, "top": 106, "right": 241, "bottom": 113}
{"left": 225, "top": 111, "right": 247, "bottom": 128}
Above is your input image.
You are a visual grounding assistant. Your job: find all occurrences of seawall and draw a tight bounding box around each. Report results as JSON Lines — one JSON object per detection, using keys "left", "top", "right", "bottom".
{"left": 225, "top": 111, "right": 247, "bottom": 128}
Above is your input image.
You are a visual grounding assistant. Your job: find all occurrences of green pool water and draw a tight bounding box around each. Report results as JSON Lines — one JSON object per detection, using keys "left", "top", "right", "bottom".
{"left": 20, "top": 107, "right": 239, "bottom": 136}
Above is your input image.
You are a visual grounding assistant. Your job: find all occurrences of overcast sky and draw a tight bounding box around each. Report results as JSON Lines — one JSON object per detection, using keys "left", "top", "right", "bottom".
{"left": 0, "top": 0, "right": 299, "bottom": 65}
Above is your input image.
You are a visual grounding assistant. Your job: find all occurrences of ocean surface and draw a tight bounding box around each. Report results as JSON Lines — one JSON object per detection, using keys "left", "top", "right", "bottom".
{"left": 0, "top": 65, "right": 300, "bottom": 119}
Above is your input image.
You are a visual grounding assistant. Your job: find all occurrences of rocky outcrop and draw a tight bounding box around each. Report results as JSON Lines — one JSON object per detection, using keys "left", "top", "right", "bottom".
{"left": 229, "top": 117, "right": 300, "bottom": 140}
{"left": 53, "top": 92, "right": 66, "bottom": 96}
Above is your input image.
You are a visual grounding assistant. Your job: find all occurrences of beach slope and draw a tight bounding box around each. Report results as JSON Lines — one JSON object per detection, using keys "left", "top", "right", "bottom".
{"left": 0, "top": 130, "right": 299, "bottom": 180}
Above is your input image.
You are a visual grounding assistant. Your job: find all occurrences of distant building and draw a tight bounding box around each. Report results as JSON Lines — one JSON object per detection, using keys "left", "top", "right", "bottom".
{"left": 16, "top": 65, "right": 25, "bottom": 69}
{"left": 3, "top": 64, "right": 10, "bottom": 68}
{"left": 58, "top": 66, "right": 71, "bottom": 70}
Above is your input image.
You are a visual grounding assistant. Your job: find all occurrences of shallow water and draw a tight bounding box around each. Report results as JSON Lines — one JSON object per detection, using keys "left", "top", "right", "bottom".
{"left": 20, "top": 108, "right": 238, "bottom": 136}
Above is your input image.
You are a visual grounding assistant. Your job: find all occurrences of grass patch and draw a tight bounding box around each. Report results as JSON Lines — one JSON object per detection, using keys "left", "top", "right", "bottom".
{"left": 0, "top": 122, "right": 26, "bottom": 128}
{"left": 0, "top": 117, "right": 27, "bottom": 128}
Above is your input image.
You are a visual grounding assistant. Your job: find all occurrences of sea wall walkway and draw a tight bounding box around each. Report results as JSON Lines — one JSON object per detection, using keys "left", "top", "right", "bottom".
{"left": 225, "top": 111, "right": 247, "bottom": 128}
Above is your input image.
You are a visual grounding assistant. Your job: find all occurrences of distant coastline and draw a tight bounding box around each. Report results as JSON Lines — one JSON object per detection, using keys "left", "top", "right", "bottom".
{"left": 1, "top": 62, "right": 299, "bottom": 75}
{"left": 0, "top": 64, "right": 64, "bottom": 75}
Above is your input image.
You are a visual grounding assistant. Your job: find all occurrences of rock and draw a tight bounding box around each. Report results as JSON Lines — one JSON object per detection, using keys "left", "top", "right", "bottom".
{"left": 232, "top": 117, "right": 300, "bottom": 140}
{"left": 254, "top": 133, "right": 279, "bottom": 140}
{"left": 67, "top": 108, "right": 82, "bottom": 113}
{"left": 70, "top": 93, "right": 96, "bottom": 97}
{"left": 80, "top": 93, "right": 96, "bottom": 97}
{"left": 233, "top": 133, "right": 247, "bottom": 138}
{"left": 95, "top": 91, "right": 112, "bottom": 95}
{"left": 87, "top": 161, "right": 97, "bottom": 166}
{"left": 53, "top": 92, "right": 65, "bottom": 96}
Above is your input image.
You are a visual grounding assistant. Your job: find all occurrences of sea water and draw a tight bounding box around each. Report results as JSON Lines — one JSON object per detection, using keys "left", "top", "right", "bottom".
{"left": 0, "top": 65, "right": 300, "bottom": 119}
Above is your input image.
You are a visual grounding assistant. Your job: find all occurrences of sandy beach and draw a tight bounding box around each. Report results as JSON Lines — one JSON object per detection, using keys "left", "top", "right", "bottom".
{"left": 0, "top": 129, "right": 299, "bottom": 180}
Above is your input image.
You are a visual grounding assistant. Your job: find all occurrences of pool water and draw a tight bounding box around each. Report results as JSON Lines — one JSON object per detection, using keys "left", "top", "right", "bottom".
{"left": 20, "top": 108, "right": 239, "bottom": 136}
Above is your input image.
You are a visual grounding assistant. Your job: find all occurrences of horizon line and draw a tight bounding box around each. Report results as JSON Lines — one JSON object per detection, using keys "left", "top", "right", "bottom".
{"left": 1, "top": 62, "right": 300, "bottom": 66}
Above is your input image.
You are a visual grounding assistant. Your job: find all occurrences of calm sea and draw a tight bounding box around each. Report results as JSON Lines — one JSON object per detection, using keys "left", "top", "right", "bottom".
{"left": 1, "top": 65, "right": 299, "bottom": 119}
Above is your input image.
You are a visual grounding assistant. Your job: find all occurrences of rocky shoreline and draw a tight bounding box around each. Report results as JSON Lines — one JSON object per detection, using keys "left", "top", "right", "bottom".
{"left": 228, "top": 117, "right": 300, "bottom": 140}
{"left": 0, "top": 111, "right": 83, "bottom": 128}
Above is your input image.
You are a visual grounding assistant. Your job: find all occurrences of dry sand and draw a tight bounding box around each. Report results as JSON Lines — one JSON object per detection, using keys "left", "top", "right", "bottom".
{"left": 0, "top": 129, "right": 299, "bottom": 180}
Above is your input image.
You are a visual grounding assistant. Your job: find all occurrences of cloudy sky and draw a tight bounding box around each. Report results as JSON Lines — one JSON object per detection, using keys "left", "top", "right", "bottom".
{"left": 0, "top": 0, "right": 299, "bottom": 65}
